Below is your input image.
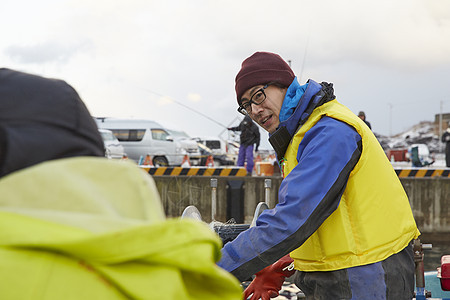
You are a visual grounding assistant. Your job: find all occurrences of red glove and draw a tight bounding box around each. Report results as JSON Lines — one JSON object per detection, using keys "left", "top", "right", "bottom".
{"left": 243, "top": 254, "right": 295, "bottom": 300}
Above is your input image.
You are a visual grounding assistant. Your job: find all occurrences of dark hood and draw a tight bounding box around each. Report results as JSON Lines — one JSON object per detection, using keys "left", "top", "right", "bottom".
{"left": 0, "top": 68, "right": 104, "bottom": 177}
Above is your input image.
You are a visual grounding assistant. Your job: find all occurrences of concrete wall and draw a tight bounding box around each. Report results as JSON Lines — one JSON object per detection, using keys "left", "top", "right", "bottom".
{"left": 152, "top": 176, "right": 450, "bottom": 233}
{"left": 402, "top": 178, "right": 450, "bottom": 233}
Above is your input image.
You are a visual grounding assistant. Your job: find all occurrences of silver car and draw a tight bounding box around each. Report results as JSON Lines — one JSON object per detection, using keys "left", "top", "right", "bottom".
{"left": 99, "top": 129, "right": 125, "bottom": 159}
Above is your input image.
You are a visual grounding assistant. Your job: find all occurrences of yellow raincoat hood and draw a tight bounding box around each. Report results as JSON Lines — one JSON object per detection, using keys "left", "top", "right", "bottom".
{"left": 0, "top": 157, "right": 242, "bottom": 299}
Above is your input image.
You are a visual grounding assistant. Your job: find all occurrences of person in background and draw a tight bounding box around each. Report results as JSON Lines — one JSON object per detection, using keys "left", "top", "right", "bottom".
{"left": 0, "top": 68, "right": 242, "bottom": 300}
{"left": 442, "top": 121, "right": 450, "bottom": 167}
{"left": 228, "top": 115, "right": 260, "bottom": 175}
{"left": 217, "top": 52, "right": 420, "bottom": 300}
{"left": 358, "top": 110, "right": 372, "bottom": 130}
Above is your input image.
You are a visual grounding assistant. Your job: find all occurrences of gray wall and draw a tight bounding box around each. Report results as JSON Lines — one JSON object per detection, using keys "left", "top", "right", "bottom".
{"left": 152, "top": 176, "right": 450, "bottom": 233}
{"left": 403, "top": 178, "right": 449, "bottom": 233}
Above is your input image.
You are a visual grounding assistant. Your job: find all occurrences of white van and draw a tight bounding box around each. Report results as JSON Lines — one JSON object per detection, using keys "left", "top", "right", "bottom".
{"left": 95, "top": 118, "right": 183, "bottom": 166}
{"left": 98, "top": 129, "right": 125, "bottom": 159}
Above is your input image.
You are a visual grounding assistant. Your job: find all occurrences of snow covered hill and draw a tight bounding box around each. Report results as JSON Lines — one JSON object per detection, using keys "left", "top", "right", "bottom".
{"left": 375, "top": 121, "right": 443, "bottom": 154}
{"left": 374, "top": 121, "right": 448, "bottom": 167}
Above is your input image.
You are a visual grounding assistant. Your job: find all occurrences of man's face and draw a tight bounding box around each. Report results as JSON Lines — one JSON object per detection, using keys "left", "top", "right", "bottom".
{"left": 241, "top": 85, "right": 286, "bottom": 134}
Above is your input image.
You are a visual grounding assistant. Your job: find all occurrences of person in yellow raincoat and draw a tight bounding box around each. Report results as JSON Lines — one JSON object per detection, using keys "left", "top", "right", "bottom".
{"left": 0, "top": 68, "right": 242, "bottom": 300}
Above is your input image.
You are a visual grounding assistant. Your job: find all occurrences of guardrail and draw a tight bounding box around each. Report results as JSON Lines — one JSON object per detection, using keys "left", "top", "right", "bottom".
{"left": 140, "top": 166, "right": 248, "bottom": 177}
{"left": 395, "top": 169, "right": 450, "bottom": 178}
{"left": 142, "top": 166, "right": 450, "bottom": 178}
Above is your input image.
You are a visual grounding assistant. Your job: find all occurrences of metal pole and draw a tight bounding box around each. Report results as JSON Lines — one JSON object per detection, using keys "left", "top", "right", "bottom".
{"left": 211, "top": 178, "right": 218, "bottom": 221}
{"left": 414, "top": 239, "right": 432, "bottom": 299}
{"left": 264, "top": 179, "right": 272, "bottom": 208}
{"left": 440, "top": 100, "right": 443, "bottom": 153}
{"left": 388, "top": 103, "right": 393, "bottom": 137}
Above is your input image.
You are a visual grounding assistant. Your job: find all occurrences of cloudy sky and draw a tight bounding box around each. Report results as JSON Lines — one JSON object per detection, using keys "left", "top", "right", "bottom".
{"left": 2, "top": 0, "right": 450, "bottom": 149}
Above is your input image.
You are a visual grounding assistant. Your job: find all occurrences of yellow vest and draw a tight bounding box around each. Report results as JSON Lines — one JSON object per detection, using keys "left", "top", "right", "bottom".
{"left": 284, "top": 100, "right": 420, "bottom": 271}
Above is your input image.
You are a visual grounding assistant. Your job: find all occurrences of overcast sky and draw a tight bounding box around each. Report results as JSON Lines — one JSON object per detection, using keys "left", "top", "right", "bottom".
{"left": 2, "top": 0, "right": 450, "bottom": 149}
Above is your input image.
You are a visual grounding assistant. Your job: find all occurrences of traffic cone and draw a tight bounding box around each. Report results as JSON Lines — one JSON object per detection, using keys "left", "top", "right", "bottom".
{"left": 142, "top": 154, "right": 154, "bottom": 166}
{"left": 205, "top": 155, "right": 214, "bottom": 167}
{"left": 181, "top": 154, "right": 191, "bottom": 168}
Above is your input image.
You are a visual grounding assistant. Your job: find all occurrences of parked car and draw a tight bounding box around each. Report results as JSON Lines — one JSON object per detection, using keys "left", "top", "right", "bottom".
{"left": 193, "top": 136, "right": 226, "bottom": 155}
{"left": 192, "top": 136, "right": 237, "bottom": 165}
{"left": 190, "top": 142, "right": 235, "bottom": 167}
{"left": 98, "top": 129, "right": 125, "bottom": 159}
{"left": 167, "top": 129, "right": 201, "bottom": 159}
{"left": 227, "top": 140, "right": 240, "bottom": 156}
{"left": 95, "top": 118, "right": 183, "bottom": 166}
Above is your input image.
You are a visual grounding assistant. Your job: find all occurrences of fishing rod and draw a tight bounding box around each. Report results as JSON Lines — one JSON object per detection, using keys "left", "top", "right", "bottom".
{"left": 130, "top": 83, "right": 245, "bottom": 141}
{"left": 298, "top": 31, "right": 310, "bottom": 83}
{"left": 134, "top": 84, "right": 232, "bottom": 129}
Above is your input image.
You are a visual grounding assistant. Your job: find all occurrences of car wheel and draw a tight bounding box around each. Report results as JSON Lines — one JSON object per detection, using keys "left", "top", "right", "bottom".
{"left": 153, "top": 156, "right": 168, "bottom": 167}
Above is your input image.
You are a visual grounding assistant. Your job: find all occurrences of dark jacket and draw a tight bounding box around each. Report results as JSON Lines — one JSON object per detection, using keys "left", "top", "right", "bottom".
{"left": 442, "top": 129, "right": 450, "bottom": 167}
{"left": 229, "top": 116, "right": 260, "bottom": 148}
{"left": 363, "top": 119, "right": 372, "bottom": 129}
{"left": 0, "top": 68, "right": 104, "bottom": 177}
{"left": 442, "top": 130, "right": 450, "bottom": 145}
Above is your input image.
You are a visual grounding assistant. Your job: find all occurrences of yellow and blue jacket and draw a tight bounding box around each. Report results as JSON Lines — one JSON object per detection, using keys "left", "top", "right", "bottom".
{"left": 218, "top": 79, "right": 419, "bottom": 281}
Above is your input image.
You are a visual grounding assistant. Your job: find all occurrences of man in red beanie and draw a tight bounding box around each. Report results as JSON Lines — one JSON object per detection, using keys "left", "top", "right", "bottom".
{"left": 217, "top": 52, "right": 420, "bottom": 299}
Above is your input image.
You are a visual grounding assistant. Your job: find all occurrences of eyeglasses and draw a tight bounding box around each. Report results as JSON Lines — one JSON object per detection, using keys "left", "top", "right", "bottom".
{"left": 237, "top": 84, "right": 269, "bottom": 115}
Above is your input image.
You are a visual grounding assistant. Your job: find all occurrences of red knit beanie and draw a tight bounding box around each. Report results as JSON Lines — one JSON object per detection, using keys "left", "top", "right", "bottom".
{"left": 235, "top": 52, "right": 295, "bottom": 105}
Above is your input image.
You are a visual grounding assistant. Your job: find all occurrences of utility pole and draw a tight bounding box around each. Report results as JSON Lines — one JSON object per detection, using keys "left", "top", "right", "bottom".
{"left": 439, "top": 100, "right": 443, "bottom": 152}
{"left": 388, "top": 103, "right": 393, "bottom": 137}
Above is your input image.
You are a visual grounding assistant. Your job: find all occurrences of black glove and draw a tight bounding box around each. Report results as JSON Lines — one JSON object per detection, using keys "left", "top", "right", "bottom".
{"left": 255, "top": 146, "right": 259, "bottom": 152}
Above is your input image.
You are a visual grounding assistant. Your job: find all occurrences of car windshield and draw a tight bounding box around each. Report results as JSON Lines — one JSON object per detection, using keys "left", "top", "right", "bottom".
{"left": 205, "top": 140, "right": 221, "bottom": 150}
{"left": 197, "top": 143, "right": 212, "bottom": 153}
{"left": 100, "top": 131, "right": 116, "bottom": 141}
{"left": 168, "top": 130, "right": 190, "bottom": 140}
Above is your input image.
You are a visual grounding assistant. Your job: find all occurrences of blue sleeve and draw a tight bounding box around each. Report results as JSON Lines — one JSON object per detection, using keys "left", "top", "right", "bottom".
{"left": 217, "top": 117, "right": 362, "bottom": 281}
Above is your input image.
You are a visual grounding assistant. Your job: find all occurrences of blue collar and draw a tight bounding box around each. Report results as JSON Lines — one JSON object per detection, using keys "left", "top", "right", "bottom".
{"left": 277, "top": 79, "right": 323, "bottom": 137}
{"left": 268, "top": 79, "right": 335, "bottom": 161}
{"left": 279, "top": 77, "right": 308, "bottom": 122}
